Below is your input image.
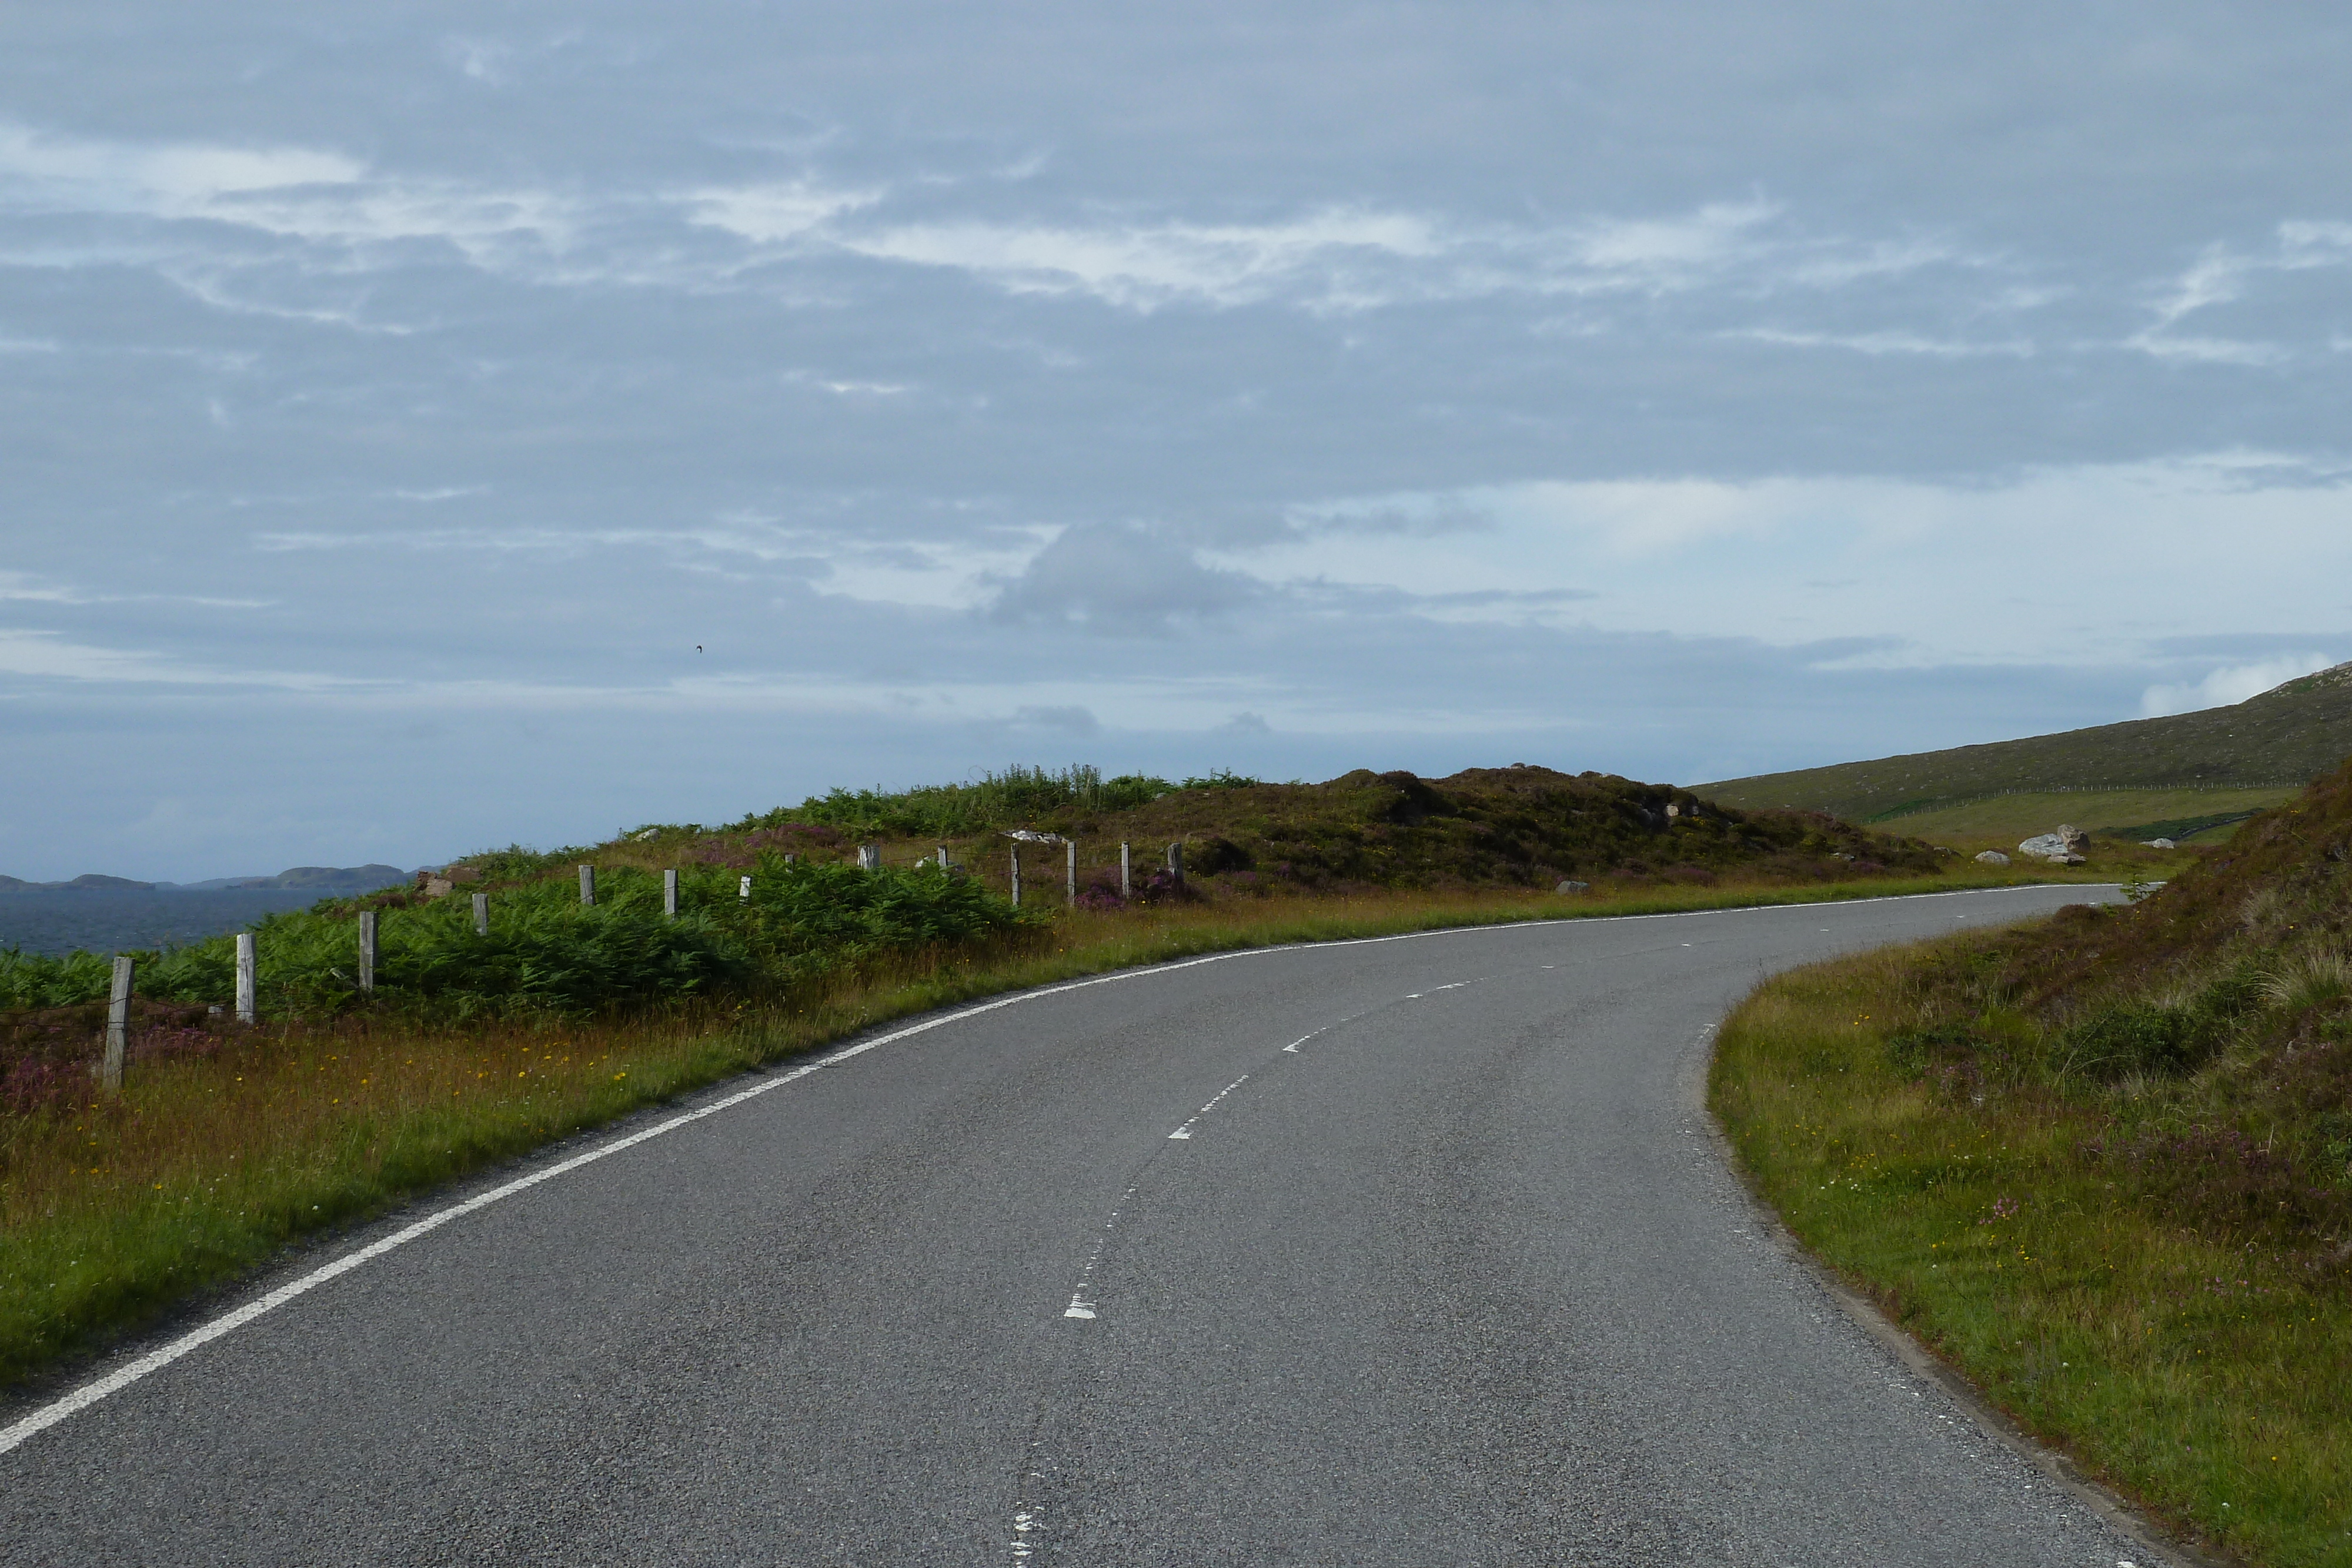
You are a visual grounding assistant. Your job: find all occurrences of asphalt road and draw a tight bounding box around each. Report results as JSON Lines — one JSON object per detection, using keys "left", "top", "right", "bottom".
{"left": 3, "top": 886, "right": 2167, "bottom": 1567}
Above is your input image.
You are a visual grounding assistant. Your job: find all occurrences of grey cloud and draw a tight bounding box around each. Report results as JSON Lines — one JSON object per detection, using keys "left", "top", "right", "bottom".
{"left": 988, "top": 521, "right": 1257, "bottom": 635}
{"left": 1010, "top": 704, "right": 1100, "bottom": 735}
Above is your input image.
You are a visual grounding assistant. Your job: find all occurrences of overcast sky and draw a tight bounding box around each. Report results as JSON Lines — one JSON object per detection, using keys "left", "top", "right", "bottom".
{"left": 5, "top": 2, "right": 2349, "bottom": 878}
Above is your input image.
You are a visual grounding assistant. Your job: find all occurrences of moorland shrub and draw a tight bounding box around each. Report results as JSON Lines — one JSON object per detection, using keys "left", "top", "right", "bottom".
{"left": 0, "top": 855, "right": 1030, "bottom": 1030}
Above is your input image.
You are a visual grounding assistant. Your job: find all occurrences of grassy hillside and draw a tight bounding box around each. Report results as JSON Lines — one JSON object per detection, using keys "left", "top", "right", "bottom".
{"left": 576, "top": 763, "right": 1958, "bottom": 900}
{"left": 1712, "top": 760, "right": 2352, "bottom": 1566}
{"left": 1866, "top": 785, "right": 2294, "bottom": 854}
{"left": 1698, "top": 660, "right": 2352, "bottom": 824}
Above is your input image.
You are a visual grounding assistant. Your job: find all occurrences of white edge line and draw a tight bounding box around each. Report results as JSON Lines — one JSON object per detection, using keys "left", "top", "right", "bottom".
{"left": 0, "top": 881, "right": 2113, "bottom": 1456}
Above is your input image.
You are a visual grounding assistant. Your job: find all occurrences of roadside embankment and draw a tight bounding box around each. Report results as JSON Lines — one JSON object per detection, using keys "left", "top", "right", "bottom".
{"left": 1711, "top": 762, "right": 2352, "bottom": 1568}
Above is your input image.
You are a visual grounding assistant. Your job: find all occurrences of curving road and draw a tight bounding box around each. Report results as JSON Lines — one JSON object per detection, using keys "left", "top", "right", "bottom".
{"left": 2, "top": 887, "right": 2170, "bottom": 1566}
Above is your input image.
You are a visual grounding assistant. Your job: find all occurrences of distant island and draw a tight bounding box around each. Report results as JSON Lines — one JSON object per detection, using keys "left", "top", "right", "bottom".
{"left": 0, "top": 865, "right": 412, "bottom": 894}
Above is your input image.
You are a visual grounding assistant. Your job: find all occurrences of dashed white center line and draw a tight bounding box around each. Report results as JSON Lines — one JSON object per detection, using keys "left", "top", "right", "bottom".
{"left": 1010, "top": 1509, "right": 1041, "bottom": 1562}
{"left": 1168, "top": 1074, "right": 1250, "bottom": 1139}
{"left": 1062, "top": 1183, "right": 1139, "bottom": 1319}
{"left": 1064, "top": 976, "right": 1491, "bottom": 1325}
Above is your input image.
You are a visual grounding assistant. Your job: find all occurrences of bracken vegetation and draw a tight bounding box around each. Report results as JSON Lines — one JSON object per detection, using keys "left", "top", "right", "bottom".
{"left": 1, "top": 859, "right": 1025, "bottom": 1055}
{"left": 1712, "top": 756, "right": 2352, "bottom": 1567}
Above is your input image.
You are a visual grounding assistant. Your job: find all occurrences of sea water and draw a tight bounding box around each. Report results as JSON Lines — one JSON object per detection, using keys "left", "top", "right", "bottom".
{"left": 0, "top": 888, "right": 335, "bottom": 958}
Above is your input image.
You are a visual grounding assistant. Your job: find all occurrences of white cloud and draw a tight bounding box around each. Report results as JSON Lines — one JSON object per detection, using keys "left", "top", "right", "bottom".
{"left": 1227, "top": 456, "right": 2352, "bottom": 669}
{"left": 0, "top": 122, "right": 362, "bottom": 212}
{"left": 2129, "top": 334, "right": 2288, "bottom": 367}
{"left": 0, "top": 572, "right": 82, "bottom": 603}
{"left": 249, "top": 517, "right": 1050, "bottom": 610}
{"left": 0, "top": 116, "right": 2244, "bottom": 351}
{"left": 443, "top": 37, "right": 515, "bottom": 85}
{"left": 1561, "top": 199, "right": 1779, "bottom": 280}
{"left": 0, "top": 571, "right": 268, "bottom": 610}
{"left": 834, "top": 208, "right": 1445, "bottom": 311}
{"left": 0, "top": 121, "right": 582, "bottom": 307}
{"left": 2127, "top": 222, "right": 2352, "bottom": 363}
{"left": 820, "top": 198, "right": 1972, "bottom": 313}
{"left": 385, "top": 486, "right": 491, "bottom": 503}
{"left": 0, "top": 628, "right": 348, "bottom": 688}
{"left": 780, "top": 370, "right": 911, "bottom": 396}
{"left": 2140, "top": 653, "right": 2337, "bottom": 717}
{"left": 684, "top": 180, "right": 881, "bottom": 245}
{"left": 1728, "top": 326, "right": 2033, "bottom": 357}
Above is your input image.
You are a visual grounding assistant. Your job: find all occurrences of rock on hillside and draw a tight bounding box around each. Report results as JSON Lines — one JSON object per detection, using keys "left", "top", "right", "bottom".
{"left": 2009, "top": 756, "right": 2352, "bottom": 1001}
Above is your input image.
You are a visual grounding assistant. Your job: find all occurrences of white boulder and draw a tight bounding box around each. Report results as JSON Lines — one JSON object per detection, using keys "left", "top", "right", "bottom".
{"left": 2017, "top": 824, "right": 2089, "bottom": 864}
{"left": 1974, "top": 850, "right": 2010, "bottom": 865}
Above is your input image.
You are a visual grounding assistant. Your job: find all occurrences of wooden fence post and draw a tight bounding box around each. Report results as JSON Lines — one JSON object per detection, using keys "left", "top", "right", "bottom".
{"left": 578, "top": 865, "right": 596, "bottom": 906}
{"left": 102, "top": 954, "right": 132, "bottom": 1093}
{"left": 1120, "top": 842, "right": 1131, "bottom": 900}
{"left": 663, "top": 868, "right": 679, "bottom": 918}
{"left": 1167, "top": 841, "right": 1184, "bottom": 889}
{"left": 235, "top": 933, "right": 256, "bottom": 1025}
{"left": 1066, "top": 840, "right": 1077, "bottom": 905}
{"left": 358, "top": 911, "right": 376, "bottom": 994}
{"left": 858, "top": 843, "right": 880, "bottom": 871}
{"left": 473, "top": 892, "right": 489, "bottom": 936}
{"left": 1010, "top": 845, "right": 1022, "bottom": 908}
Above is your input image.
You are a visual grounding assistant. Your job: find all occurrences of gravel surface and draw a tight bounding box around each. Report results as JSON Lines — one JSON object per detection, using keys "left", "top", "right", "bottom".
{"left": 1, "top": 886, "right": 2171, "bottom": 1566}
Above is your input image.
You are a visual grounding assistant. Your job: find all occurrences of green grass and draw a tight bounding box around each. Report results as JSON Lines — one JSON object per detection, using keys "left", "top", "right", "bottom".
{"left": 1698, "top": 662, "right": 2350, "bottom": 823}
{"left": 1710, "top": 764, "right": 2352, "bottom": 1566}
{"left": 2, "top": 867, "right": 2086, "bottom": 1395}
{"left": 1712, "top": 947, "right": 2351, "bottom": 1567}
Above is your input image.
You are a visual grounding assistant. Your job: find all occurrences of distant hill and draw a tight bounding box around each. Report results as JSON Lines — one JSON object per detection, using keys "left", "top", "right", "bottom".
{"left": 1696, "top": 661, "right": 2352, "bottom": 824}
{"left": 171, "top": 865, "right": 411, "bottom": 892}
{"left": 1, "top": 865, "right": 410, "bottom": 894}
{"left": 0, "top": 874, "right": 156, "bottom": 892}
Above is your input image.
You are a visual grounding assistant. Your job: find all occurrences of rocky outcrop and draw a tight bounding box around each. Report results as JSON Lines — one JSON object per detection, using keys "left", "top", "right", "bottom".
{"left": 2017, "top": 824, "right": 2090, "bottom": 864}
{"left": 1974, "top": 850, "right": 2011, "bottom": 865}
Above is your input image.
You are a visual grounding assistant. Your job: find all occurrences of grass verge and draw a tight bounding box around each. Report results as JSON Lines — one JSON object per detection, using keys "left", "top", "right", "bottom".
{"left": 1710, "top": 941, "right": 2351, "bottom": 1568}
{"left": 4, "top": 869, "right": 2076, "bottom": 1397}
